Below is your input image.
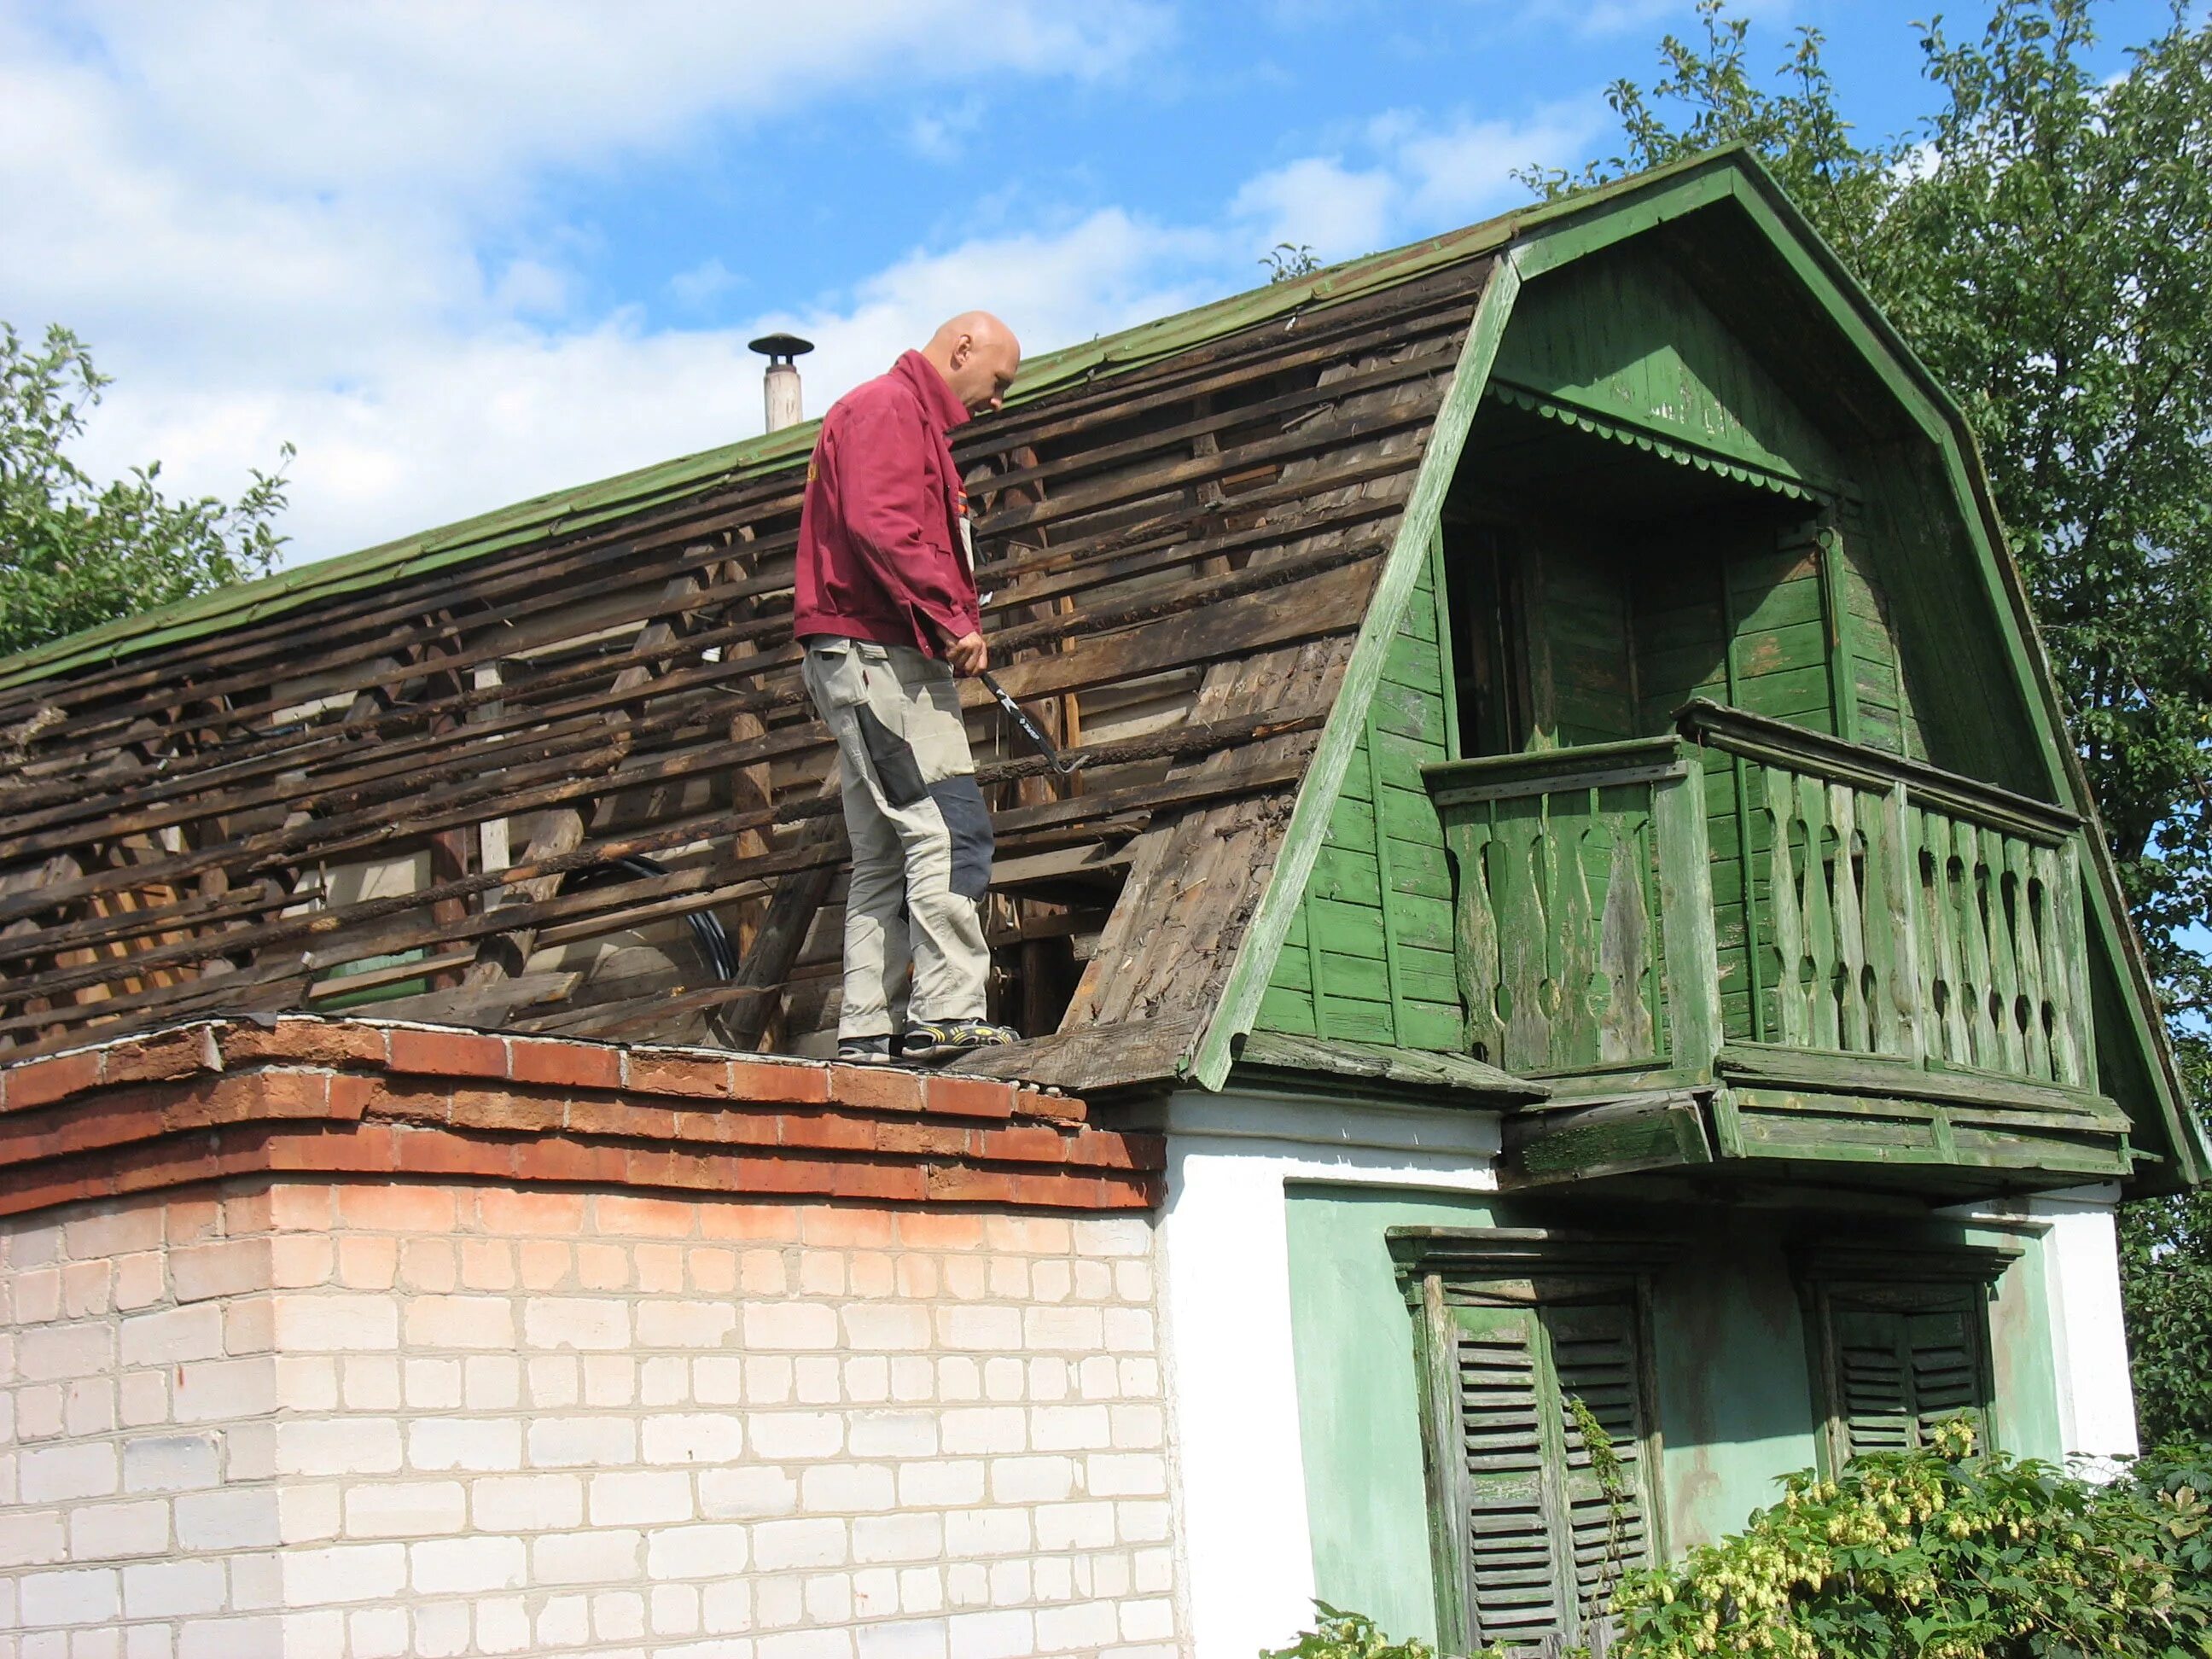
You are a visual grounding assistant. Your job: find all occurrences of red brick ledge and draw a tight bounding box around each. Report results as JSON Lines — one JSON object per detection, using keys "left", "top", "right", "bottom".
{"left": 0, "top": 1019, "right": 1160, "bottom": 1220}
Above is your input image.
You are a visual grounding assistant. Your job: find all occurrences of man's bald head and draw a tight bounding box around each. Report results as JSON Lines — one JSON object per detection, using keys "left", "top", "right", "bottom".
{"left": 922, "top": 311, "right": 1022, "bottom": 416}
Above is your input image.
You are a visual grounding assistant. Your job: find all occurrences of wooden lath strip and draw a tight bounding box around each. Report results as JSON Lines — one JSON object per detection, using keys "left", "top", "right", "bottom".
{"left": 0, "top": 550, "right": 1380, "bottom": 929}
{"left": 4, "top": 736, "right": 1322, "bottom": 1033}
{"left": 1, "top": 439, "right": 1413, "bottom": 830}
{"left": 0, "top": 707, "right": 1330, "bottom": 994}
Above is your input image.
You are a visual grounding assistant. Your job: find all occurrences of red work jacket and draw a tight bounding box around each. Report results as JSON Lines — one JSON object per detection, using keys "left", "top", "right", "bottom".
{"left": 790, "top": 349, "right": 978, "bottom": 657}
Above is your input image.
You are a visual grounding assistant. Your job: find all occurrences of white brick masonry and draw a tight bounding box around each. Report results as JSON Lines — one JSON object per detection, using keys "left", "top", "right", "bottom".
{"left": 0, "top": 1183, "right": 1179, "bottom": 1658}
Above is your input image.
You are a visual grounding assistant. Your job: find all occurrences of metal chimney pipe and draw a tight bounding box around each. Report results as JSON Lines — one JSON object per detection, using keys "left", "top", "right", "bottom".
{"left": 748, "top": 333, "right": 814, "bottom": 432}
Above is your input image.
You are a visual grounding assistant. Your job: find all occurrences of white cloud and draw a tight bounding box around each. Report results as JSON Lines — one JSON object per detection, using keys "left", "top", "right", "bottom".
{"left": 1396, "top": 103, "right": 1607, "bottom": 219}
{"left": 1225, "top": 101, "right": 1604, "bottom": 269}
{"left": 1231, "top": 157, "right": 1398, "bottom": 263}
{"left": 0, "top": 1, "right": 1605, "bottom": 571}
{"left": 1499, "top": 0, "right": 1795, "bottom": 41}
{"left": 62, "top": 208, "right": 1226, "bottom": 561}
{"left": 908, "top": 97, "right": 987, "bottom": 164}
{"left": 20, "top": 1, "right": 1171, "bottom": 197}
{"left": 667, "top": 259, "right": 745, "bottom": 313}
{"left": 0, "top": 0, "right": 1179, "bottom": 561}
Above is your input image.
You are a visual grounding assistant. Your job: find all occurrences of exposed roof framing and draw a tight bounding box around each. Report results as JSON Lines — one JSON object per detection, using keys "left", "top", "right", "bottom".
{"left": 0, "top": 180, "right": 1518, "bottom": 1059}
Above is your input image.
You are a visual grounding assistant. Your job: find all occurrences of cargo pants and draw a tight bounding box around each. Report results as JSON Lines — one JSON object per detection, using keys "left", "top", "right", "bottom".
{"left": 800, "top": 636, "right": 993, "bottom": 1040}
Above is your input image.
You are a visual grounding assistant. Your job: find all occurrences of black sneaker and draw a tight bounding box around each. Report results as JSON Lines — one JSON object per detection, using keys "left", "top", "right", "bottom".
{"left": 835, "top": 1035, "right": 896, "bottom": 1064}
{"left": 902, "top": 1021, "right": 1018, "bottom": 1062}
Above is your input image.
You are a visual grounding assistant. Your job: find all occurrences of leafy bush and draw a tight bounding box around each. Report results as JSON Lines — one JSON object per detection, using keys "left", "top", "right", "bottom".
{"left": 1270, "top": 1429, "right": 2212, "bottom": 1659}
{"left": 1260, "top": 1603, "right": 1506, "bottom": 1659}
{"left": 1612, "top": 1424, "right": 2212, "bottom": 1658}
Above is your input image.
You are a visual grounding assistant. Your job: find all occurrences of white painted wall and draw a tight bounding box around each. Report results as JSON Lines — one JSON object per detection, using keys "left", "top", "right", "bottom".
{"left": 1152, "top": 1091, "right": 1500, "bottom": 1658}
{"left": 2027, "top": 1183, "right": 2140, "bottom": 1470}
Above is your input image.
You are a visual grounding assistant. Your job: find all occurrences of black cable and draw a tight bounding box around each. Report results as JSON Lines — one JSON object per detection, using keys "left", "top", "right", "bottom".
{"left": 556, "top": 855, "right": 737, "bottom": 981}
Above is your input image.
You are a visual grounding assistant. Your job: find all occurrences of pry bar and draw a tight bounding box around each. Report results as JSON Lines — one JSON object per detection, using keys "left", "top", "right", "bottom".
{"left": 980, "top": 672, "right": 1081, "bottom": 776}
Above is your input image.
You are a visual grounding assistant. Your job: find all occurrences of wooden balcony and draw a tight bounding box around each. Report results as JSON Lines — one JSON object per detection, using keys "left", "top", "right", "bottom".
{"left": 1423, "top": 701, "right": 2134, "bottom": 1196}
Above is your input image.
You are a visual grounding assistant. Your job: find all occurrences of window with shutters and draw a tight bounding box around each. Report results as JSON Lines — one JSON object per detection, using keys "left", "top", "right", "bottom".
{"left": 1393, "top": 1229, "right": 1670, "bottom": 1659}
{"left": 1795, "top": 1240, "right": 2017, "bottom": 1476}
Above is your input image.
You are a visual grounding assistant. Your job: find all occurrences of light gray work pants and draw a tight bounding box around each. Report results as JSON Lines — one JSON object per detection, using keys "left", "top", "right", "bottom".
{"left": 800, "top": 636, "right": 993, "bottom": 1039}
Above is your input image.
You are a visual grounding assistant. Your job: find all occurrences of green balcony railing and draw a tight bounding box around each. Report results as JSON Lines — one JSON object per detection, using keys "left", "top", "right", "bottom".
{"left": 1423, "top": 701, "right": 2098, "bottom": 1101}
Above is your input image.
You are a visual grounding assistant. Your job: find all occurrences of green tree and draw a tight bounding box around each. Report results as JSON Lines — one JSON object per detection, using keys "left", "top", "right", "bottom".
{"left": 0, "top": 322, "right": 290, "bottom": 658}
{"left": 1532, "top": 0, "right": 2212, "bottom": 1445}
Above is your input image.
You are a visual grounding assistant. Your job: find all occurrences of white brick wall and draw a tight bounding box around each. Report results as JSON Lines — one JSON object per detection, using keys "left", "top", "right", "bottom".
{"left": 0, "top": 1183, "right": 1179, "bottom": 1658}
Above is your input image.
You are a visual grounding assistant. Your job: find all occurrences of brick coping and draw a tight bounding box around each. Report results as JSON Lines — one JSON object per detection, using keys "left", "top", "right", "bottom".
{"left": 0, "top": 1018, "right": 1159, "bottom": 1221}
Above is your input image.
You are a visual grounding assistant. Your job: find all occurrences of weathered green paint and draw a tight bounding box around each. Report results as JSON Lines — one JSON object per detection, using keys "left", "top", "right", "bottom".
{"left": 1492, "top": 248, "right": 1848, "bottom": 492}
{"left": 1260, "top": 531, "right": 1469, "bottom": 1051}
{"left": 1286, "top": 1187, "right": 1501, "bottom": 1645}
{"left": 1285, "top": 1183, "right": 2073, "bottom": 1632}
{"left": 1427, "top": 704, "right": 2128, "bottom": 1189}
{"left": 1180, "top": 149, "right": 2197, "bottom": 1181}
{"left": 1980, "top": 1220, "right": 2065, "bottom": 1463}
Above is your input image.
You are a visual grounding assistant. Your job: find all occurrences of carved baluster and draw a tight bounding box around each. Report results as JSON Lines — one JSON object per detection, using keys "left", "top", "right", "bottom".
{"left": 2008, "top": 837, "right": 2051, "bottom": 1081}
{"left": 1926, "top": 807, "right": 1970, "bottom": 1064}
{"left": 1596, "top": 802, "right": 1656, "bottom": 1063}
{"left": 1554, "top": 801, "right": 1603, "bottom": 1067}
{"left": 1827, "top": 782, "right": 1867, "bottom": 1051}
{"left": 1954, "top": 818, "right": 1998, "bottom": 1068}
{"left": 1881, "top": 783, "right": 1923, "bottom": 1062}
{"left": 1493, "top": 795, "right": 1553, "bottom": 1069}
{"left": 1450, "top": 815, "right": 1505, "bottom": 1063}
{"left": 1798, "top": 772, "right": 1839, "bottom": 1051}
{"left": 1763, "top": 767, "right": 1807, "bottom": 1045}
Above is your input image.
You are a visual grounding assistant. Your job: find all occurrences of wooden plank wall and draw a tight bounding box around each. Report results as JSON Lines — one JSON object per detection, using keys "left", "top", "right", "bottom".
{"left": 1631, "top": 515, "right": 1926, "bottom": 1043}
{"left": 1381, "top": 494, "right": 1930, "bottom": 1056}
{"left": 0, "top": 263, "right": 1490, "bottom": 1059}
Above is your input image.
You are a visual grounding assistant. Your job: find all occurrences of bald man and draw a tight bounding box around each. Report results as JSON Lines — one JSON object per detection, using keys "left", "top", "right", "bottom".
{"left": 793, "top": 314, "right": 1023, "bottom": 1063}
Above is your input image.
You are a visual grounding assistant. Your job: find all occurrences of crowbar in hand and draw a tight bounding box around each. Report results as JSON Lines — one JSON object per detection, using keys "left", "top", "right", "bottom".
{"left": 981, "top": 671, "right": 1083, "bottom": 776}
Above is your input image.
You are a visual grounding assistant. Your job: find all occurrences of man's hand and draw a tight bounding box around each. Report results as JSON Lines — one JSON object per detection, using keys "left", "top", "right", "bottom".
{"left": 944, "top": 632, "right": 988, "bottom": 678}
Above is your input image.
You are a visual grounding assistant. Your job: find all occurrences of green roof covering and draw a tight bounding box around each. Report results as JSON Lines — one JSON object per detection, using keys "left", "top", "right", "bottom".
{"left": 0, "top": 152, "right": 1730, "bottom": 696}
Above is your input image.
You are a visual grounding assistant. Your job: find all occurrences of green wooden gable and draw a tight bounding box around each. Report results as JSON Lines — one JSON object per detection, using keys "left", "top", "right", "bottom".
{"left": 1192, "top": 148, "right": 2205, "bottom": 1199}
{"left": 1488, "top": 251, "right": 1848, "bottom": 498}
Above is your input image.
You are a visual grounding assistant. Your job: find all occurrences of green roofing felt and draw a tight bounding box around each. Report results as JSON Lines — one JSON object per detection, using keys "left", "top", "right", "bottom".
{"left": 0, "top": 148, "right": 1740, "bottom": 695}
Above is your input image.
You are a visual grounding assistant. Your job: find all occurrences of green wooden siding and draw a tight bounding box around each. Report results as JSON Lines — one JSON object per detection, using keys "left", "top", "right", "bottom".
{"left": 1260, "top": 531, "right": 1462, "bottom": 1047}
{"left": 1477, "top": 508, "right": 1930, "bottom": 1050}
{"left": 1263, "top": 517, "right": 1930, "bottom": 1059}
{"left": 1489, "top": 245, "right": 1848, "bottom": 492}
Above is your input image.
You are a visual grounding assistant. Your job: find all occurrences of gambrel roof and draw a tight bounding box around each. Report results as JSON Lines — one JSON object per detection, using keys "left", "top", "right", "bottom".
{"left": 1, "top": 149, "right": 2199, "bottom": 1192}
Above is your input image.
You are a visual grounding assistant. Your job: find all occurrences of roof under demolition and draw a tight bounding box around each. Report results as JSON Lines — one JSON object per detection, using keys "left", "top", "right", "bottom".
{"left": 2, "top": 146, "right": 1680, "bottom": 1078}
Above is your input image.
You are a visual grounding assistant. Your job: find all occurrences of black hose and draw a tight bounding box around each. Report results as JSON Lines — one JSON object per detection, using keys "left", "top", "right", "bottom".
{"left": 556, "top": 855, "right": 737, "bottom": 981}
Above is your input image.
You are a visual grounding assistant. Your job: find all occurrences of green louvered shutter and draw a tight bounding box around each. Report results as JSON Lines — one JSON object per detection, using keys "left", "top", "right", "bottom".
{"left": 1443, "top": 1299, "right": 1654, "bottom": 1656}
{"left": 1905, "top": 1307, "right": 1984, "bottom": 1438}
{"left": 1451, "top": 1305, "right": 1571, "bottom": 1651}
{"left": 1550, "top": 1301, "right": 1653, "bottom": 1644}
{"left": 1831, "top": 1300, "right": 1989, "bottom": 1460}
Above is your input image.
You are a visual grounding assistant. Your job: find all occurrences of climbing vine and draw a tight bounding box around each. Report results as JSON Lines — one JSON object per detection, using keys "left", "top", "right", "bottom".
{"left": 1568, "top": 1392, "right": 1633, "bottom": 1620}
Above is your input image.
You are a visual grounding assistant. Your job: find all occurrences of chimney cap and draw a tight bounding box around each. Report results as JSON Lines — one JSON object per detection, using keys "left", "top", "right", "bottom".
{"left": 748, "top": 333, "right": 815, "bottom": 364}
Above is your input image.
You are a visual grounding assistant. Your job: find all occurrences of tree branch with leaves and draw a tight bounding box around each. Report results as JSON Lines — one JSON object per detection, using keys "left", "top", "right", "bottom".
{"left": 0, "top": 322, "right": 292, "bottom": 658}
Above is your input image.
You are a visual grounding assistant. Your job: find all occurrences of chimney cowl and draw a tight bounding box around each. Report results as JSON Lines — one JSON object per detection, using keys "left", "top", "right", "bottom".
{"left": 750, "top": 333, "right": 814, "bottom": 433}
{"left": 748, "top": 333, "right": 813, "bottom": 364}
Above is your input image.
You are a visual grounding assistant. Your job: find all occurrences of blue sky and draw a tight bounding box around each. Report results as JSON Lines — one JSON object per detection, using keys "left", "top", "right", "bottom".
{"left": 0, "top": 0, "right": 2186, "bottom": 566}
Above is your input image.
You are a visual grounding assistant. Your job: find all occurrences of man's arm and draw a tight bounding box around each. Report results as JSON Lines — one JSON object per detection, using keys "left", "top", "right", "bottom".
{"left": 836, "top": 396, "right": 985, "bottom": 670}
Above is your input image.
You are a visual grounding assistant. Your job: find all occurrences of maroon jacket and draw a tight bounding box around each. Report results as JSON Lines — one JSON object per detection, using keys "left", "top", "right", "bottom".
{"left": 791, "top": 350, "right": 978, "bottom": 657}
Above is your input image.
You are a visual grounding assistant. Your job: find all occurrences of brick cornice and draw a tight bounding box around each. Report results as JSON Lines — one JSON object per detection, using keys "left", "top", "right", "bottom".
{"left": 0, "top": 1020, "right": 1159, "bottom": 1220}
